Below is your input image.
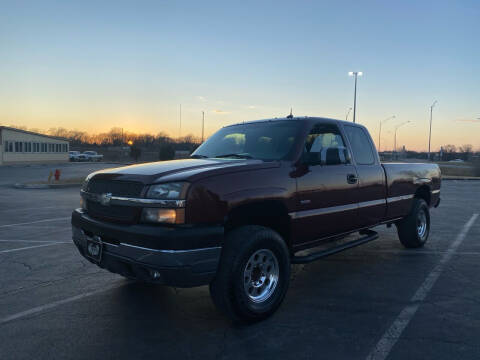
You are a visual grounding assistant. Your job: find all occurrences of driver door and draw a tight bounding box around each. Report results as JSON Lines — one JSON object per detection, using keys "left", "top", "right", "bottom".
{"left": 292, "top": 123, "right": 360, "bottom": 246}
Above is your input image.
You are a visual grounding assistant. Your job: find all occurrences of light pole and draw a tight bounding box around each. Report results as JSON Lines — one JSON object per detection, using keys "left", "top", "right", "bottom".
{"left": 345, "top": 107, "right": 352, "bottom": 121}
{"left": 394, "top": 121, "right": 410, "bottom": 160}
{"left": 379, "top": 115, "right": 396, "bottom": 152}
{"left": 428, "top": 100, "right": 437, "bottom": 161}
{"left": 201, "top": 111, "right": 205, "bottom": 143}
{"left": 348, "top": 71, "right": 363, "bottom": 123}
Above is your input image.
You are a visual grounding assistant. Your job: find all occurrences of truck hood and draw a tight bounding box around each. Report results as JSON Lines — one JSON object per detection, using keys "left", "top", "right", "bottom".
{"left": 87, "top": 158, "right": 279, "bottom": 184}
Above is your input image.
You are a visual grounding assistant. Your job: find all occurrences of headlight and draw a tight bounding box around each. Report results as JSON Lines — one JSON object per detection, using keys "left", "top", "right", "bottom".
{"left": 141, "top": 208, "right": 185, "bottom": 224}
{"left": 146, "top": 182, "right": 188, "bottom": 199}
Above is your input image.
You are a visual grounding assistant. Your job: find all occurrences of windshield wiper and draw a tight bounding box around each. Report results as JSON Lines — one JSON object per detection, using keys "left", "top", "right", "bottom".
{"left": 190, "top": 154, "right": 208, "bottom": 159}
{"left": 214, "top": 153, "right": 253, "bottom": 159}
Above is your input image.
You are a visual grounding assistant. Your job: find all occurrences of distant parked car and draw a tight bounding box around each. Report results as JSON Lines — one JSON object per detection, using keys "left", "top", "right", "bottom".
{"left": 69, "top": 151, "right": 81, "bottom": 162}
{"left": 82, "top": 151, "right": 104, "bottom": 162}
{"left": 448, "top": 159, "right": 465, "bottom": 163}
{"left": 77, "top": 154, "right": 88, "bottom": 162}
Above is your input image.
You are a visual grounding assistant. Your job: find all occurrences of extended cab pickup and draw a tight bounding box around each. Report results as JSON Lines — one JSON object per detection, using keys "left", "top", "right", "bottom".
{"left": 72, "top": 117, "right": 441, "bottom": 322}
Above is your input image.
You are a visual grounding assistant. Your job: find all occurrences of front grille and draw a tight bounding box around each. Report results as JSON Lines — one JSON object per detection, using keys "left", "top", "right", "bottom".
{"left": 86, "top": 179, "right": 144, "bottom": 223}
{"left": 86, "top": 179, "right": 144, "bottom": 197}
{"left": 87, "top": 201, "right": 140, "bottom": 224}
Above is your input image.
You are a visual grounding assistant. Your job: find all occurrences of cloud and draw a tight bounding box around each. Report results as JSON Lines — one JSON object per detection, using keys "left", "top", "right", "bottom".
{"left": 247, "top": 105, "right": 257, "bottom": 109}
{"left": 212, "top": 109, "right": 230, "bottom": 114}
{"left": 195, "top": 96, "right": 207, "bottom": 102}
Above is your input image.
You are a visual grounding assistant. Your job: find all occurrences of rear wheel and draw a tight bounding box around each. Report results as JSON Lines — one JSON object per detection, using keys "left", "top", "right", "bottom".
{"left": 209, "top": 225, "right": 290, "bottom": 323}
{"left": 396, "top": 198, "right": 430, "bottom": 248}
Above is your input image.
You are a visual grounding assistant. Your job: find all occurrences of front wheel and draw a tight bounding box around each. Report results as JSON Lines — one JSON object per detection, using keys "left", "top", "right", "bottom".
{"left": 209, "top": 225, "right": 290, "bottom": 323}
{"left": 396, "top": 198, "right": 430, "bottom": 248}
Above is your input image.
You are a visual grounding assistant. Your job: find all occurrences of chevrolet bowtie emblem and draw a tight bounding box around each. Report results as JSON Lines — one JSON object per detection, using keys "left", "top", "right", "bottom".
{"left": 100, "top": 193, "right": 112, "bottom": 206}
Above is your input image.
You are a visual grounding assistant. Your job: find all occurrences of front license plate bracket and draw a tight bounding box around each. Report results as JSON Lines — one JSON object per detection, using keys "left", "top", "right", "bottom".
{"left": 86, "top": 235, "right": 103, "bottom": 262}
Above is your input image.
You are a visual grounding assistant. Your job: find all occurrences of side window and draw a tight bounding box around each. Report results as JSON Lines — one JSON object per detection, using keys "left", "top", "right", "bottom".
{"left": 344, "top": 125, "right": 375, "bottom": 165}
{"left": 303, "top": 124, "right": 350, "bottom": 165}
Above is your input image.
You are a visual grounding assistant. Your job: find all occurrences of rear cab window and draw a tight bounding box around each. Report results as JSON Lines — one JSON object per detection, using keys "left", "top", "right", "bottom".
{"left": 343, "top": 125, "right": 376, "bottom": 165}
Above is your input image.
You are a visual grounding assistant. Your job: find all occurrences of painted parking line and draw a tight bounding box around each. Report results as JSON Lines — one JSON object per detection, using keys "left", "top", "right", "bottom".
{"left": 0, "top": 205, "right": 73, "bottom": 213}
{"left": 0, "top": 242, "right": 70, "bottom": 254}
{"left": 0, "top": 217, "right": 70, "bottom": 228}
{"left": 359, "top": 249, "right": 480, "bottom": 256}
{"left": 0, "top": 239, "right": 71, "bottom": 243}
{"left": 0, "top": 283, "right": 126, "bottom": 325}
{"left": 366, "top": 213, "right": 479, "bottom": 360}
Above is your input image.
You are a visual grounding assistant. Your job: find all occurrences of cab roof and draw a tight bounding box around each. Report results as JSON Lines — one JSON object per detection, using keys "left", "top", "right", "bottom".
{"left": 225, "top": 116, "right": 364, "bottom": 129}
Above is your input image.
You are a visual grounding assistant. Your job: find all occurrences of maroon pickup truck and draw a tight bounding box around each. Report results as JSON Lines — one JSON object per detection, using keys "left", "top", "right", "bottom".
{"left": 72, "top": 117, "right": 441, "bottom": 322}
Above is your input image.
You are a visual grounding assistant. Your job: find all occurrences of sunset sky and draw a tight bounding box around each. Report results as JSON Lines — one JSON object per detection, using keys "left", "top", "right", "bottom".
{"left": 1, "top": 0, "right": 479, "bottom": 151}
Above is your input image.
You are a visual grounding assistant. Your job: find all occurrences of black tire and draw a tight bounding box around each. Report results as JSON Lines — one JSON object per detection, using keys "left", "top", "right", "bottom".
{"left": 209, "top": 225, "right": 290, "bottom": 323}
{"left": 396, "top": 198, "right": 430, "bottom": 248}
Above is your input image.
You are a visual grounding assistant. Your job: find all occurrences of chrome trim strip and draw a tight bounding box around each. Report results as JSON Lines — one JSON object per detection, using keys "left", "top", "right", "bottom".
{"left": 386, "top": 194, "right": 414, "bottom": 203}
{"left": 119, "top": 243, "right": 221, "bottom": 253}
{"left": 290, "top": 196, "right": 412, "bottom": 220}
{"left": 431, "top": 189, "right": 440, "bottom": 194}
{"left": 81, "top": 190, "right": 186, "bottom": 208}
{"left": 290, "top": 203, "right": 358, "bottom": 219}
{"left": 358, "top": 199, "right": 386, "bottom": 208}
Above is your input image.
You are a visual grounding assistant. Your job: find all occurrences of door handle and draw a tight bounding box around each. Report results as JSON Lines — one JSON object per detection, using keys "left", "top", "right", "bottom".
{"left": 347, "top": 174, "right": 358, "bottom": 184}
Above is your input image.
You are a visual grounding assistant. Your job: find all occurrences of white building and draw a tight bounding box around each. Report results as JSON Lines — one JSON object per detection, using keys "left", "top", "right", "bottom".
{"left": 0, "top": 126, "right": 69, "bottom": 165}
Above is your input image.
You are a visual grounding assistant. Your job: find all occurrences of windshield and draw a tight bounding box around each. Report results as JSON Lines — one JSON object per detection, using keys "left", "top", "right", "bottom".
{"left": 191, "top": 121, "right": 301, "bottom": 161}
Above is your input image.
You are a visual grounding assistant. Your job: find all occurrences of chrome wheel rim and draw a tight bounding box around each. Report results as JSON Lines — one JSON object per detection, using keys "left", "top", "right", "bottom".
{"left": 417, "top": 208, "right": 428, "bottom": 240}
{"left": 243, "top": 249, "right": 279, "bottom": 303}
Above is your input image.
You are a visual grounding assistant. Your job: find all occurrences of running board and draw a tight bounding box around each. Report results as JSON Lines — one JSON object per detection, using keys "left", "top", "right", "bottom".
{"left": 291, "top": 230, "right": 379, "bottom": 264}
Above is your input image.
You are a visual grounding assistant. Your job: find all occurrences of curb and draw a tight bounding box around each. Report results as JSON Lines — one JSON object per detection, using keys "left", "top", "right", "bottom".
{"left": 13, "top": 183, "right": 82, "bottom": 189}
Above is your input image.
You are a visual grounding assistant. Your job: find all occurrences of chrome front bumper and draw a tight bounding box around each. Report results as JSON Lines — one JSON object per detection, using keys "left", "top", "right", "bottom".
{"left": 72, "top": 225, "right": 222, "bottom": 287}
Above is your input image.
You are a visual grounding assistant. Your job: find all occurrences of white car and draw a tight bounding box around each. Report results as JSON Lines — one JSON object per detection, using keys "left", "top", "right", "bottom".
{"left": 69, "top": 151, "right": 81, "bottom": 162}
{"left": 448, "top": 159, "right": 465, "bottom": 163}
{"left": 82, "top": 151, "right": 104, "bottom": 162}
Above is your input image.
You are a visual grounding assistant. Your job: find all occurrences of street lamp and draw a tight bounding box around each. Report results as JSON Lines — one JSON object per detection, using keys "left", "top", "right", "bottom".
{"left": 428, "top": 100, "right": 437, "bottom": 161}
{"left": 345, "top": 107, "right": 352, "bottom": 121}
{"left": 394, "top": 121, "right": 410, "bottom": 160}
{"left": 379, "top": 115, "right": 396, "bottom": 152}
{"left": 348, "top": 71, "right": 363, "bottom": 123}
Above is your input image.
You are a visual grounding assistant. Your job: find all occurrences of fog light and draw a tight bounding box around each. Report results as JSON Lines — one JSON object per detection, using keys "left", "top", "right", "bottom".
{"left": 141, "top": 208, "right": 185, "bottom": 224}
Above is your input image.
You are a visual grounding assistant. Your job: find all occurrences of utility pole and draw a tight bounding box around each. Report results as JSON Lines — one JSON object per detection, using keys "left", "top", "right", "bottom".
{"left": 379, "top": 115, "right": 395, "bottom": 152}
{"left": 428, "top": 100, "right": 437, "bottom": 161}
{"left": 348, "top": 71, "right": 363, "bottom": 123}
{"left": 201, "top": 111, "right": 205, "bottom": 143}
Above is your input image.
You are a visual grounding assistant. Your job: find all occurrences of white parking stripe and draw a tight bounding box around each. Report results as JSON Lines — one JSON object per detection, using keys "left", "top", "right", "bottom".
{"left": 0, "top": 217, "right": 70, "bottom": 228}
{"left": 0, "top": 242, "right": 69, "bottom": 254}
{"left": 0, "top": 283, "right": 126, "bottom": 325}
{"left": 359, "top": 249, "right": 480, "bottom": 256}
{"left": 366, "top": 213, "right": 479, "bottom": 360}
{"left": 0, "top": 205, "right": 72, "bottom": 213}
{"left": 0, "top": 240, "right": 71, "bottom": 243}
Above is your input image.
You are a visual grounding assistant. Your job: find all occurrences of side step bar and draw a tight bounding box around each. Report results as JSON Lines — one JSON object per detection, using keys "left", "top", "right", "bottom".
{"left": 291, "top": 230, "right": 379, "bottom": 264}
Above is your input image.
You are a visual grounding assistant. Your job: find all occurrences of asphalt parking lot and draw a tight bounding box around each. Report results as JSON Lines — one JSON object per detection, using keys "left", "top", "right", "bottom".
{"left": 0, "top": 174, "right": 479, "bottom": 359}
{"left": 0, "top": 162, "right": 121, "bottom": 186}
